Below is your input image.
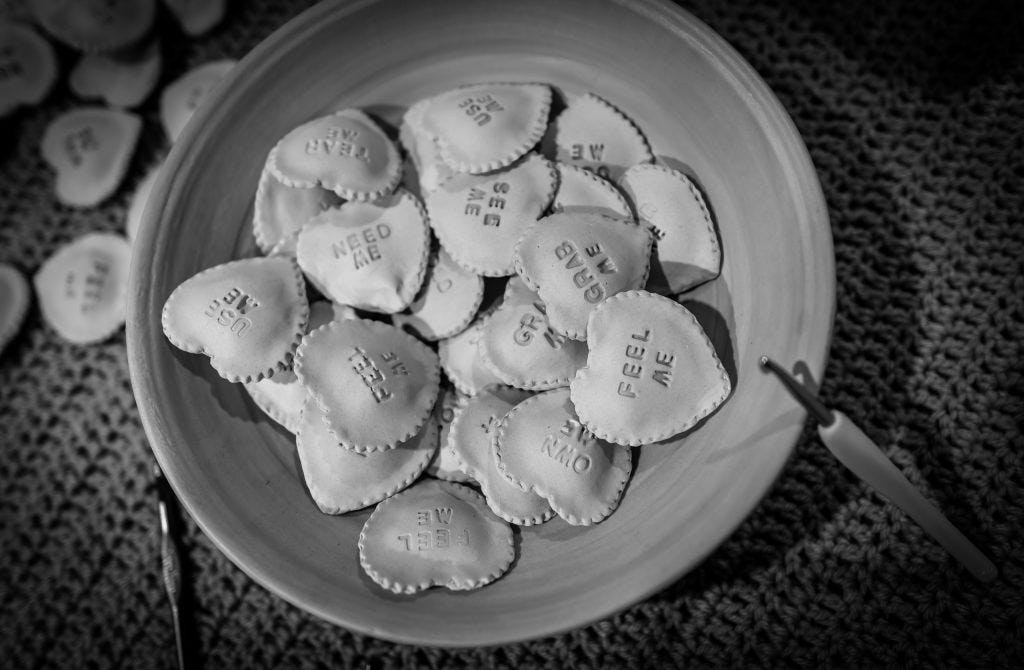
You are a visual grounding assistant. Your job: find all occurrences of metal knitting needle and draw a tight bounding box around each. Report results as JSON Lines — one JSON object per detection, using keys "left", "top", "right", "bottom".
{"left": 760, "top": 356, "right": 997, "bottom": 583}
{"left": 154, "top": 464, "right": 187, "bottom": 670}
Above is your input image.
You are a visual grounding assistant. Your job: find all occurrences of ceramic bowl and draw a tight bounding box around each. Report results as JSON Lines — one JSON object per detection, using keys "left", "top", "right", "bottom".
{"left": 128, "top": 0, "right": 834, "bottom": 646}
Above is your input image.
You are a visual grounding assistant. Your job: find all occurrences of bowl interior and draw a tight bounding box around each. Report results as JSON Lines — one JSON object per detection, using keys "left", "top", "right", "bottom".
{"left": 128, "top": 0, "right": 833, "bottom": 647}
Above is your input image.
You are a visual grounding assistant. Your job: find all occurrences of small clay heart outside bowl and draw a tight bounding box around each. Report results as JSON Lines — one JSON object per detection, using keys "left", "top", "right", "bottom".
{"left": 127, "top": 0, "right": 834, "bottom": 647}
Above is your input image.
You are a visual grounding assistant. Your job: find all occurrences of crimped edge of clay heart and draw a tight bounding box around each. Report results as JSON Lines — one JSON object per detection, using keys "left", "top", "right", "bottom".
{"left": 491, "top": 390, "right": 632, "bottom": 525}
{"left": 251, "top": 166, "right": 285, "bottom": 254}
{"left": 476, "top": 275, "right": 579, "bottom": 391}
{"left": 242, "top": 372, "right": 303, "bottom": 434}
{"left": 513, "top": 212, "right": 654, "bottom": 341}
{"left": 552, "top": 162, "right": 635, "bottom": 221}
{"left": 160, "top": 255, "right": 309, "bottom": 384}
{"left": 357, "top": 480, "right": 515, "bottom": 594}
{"left": 619, "top": 163, "right": 722, "bottom": 293}
{"left": 429, "top": 82, "right": 553, "bottom": 175}
{"left": 436, "top": 303, "right": 503, "bottom": 396}
{"left": 446, "top": 388, "right": 554, "bottom": 526}
{"left": 293, "top": 318, "right": 441, "bottom": 452}
{"left": 552, "top": 91, "right": 655, "bottom": 174}
{"left": 294, "top": 188, "right": 429, "bottom": 313}
{"left": 569, "top": 289, "right": 732, "bottom": 446}
{"left": 297, "top": 409, "right": 437, "bottom": 515}
{"left": 266, "top": 108, "right": 404, "bottom": 203}
{"left": 427, "top": 153, "right": 560, "bottom": 278}
{"left": 392, "top": 248, "right": 485, "bottom": 342}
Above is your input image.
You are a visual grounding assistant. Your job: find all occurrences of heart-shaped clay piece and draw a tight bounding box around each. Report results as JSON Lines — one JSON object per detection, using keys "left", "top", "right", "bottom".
{"left": 513, "top": 210, "right": 653, "bottom": 340}
{"left": 437, "top": 312, "right": 505, "bottom": 396}
{"left": 552, "top": 162, "right": 633, "bottom": 220}
{"left": 41, "top": 107, "right": 142, "bottom": 207}
{"left": 159, "top": 60, "right": 235, "bottom": 142}
{"left": 493, "top": 388, "right": 631, "bottom": 526}
{"left": 421, "top": 83, "right": 551, "bottom": 174}
{"left": 570, "top": 290, "right": 731, "bottom": 446}
{"left": 619, "top": 164, "right": 721, "bottom": 294}
{"left": 161, "top": 256, "right": 309, "bottom": 383}
{"left": 399, "top": 99, "right": 454, "bottom": 196}
{"left": 69, "top": 39, "right": 161, "bottom": 108}
{"left": 252, "top": 153, "right": 344, "bottom": 254}
{"left": 243, "top": 301, "right": 355, "bottom": 433}
{"left": 425, "top": 385, "right": 475, "bottom": 484}
{"left": 478, "top": 277, "right": 588, "bottom": 390}
{"left": 296, "top": 188, "right": 429, "bottom": 313}
{"left": 125, "top": 161, "right": 161, "bottom": 241}
{"left": 31, "top": 0, "right": 155, "bottom": 53}
{"left": 448, "top": 385, "right": 554, "bottom": 525}
{"left": 268, "top": 108, "right": 402, "bottom": 202}
{"left": 392, "top": 247, "right": 484, "bottom": 341}
{"left": 0, "top": 21, "right": 58, "bottom": 116}
{"left": 296, "top": 396, "right": 437, "bottom": 515}
{"left": 358, "top": 478, "right": 514, "bottom": 594}
{"left": 553, "top": 92, "right": 653, "bottom": 182}
{"left": 163, "top": 0, "right": 226, "bottom": 37}
{"left": 0, "top": 262, "right": 30, "bottom": 354}
{"left": 33, "top": 233, "right": 130, "bottom": 344}
{"left": 293, "top": 318, "right": 440, "bottom": 452}
{"left": 425, "top": 153, "right": 557, "bottom": 276}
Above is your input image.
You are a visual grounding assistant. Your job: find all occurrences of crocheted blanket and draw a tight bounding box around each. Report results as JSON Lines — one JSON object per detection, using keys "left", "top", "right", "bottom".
{"left": 1, "top": 0, "right": 1021, "bottom": 667}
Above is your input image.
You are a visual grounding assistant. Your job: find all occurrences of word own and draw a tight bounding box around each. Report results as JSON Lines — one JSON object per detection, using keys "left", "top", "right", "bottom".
{"left": 540, "top": 419, "right": 593, "bottom": 474}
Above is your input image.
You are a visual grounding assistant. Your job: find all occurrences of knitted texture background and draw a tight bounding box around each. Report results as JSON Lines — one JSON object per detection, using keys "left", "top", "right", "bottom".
{"left": 1, "top": 0, "right": 1022, "bottom": 668}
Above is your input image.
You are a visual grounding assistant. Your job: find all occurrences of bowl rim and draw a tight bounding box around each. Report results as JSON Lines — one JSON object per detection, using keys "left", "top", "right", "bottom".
{"left": 128, "top": 0, "right": 835, "bottom": 647}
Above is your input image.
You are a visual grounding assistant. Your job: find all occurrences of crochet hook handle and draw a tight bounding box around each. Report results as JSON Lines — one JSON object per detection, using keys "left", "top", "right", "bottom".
{"left": 819, "top": 411, "right": 997, "bottom": 583}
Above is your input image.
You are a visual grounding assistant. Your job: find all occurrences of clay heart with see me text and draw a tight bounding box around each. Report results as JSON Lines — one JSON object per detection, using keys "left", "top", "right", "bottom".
{"left": 161, "top": 256, "right": 309, "bottom": 383}
{"left": 425, "top": 153, "right": 557, "bottom": 276}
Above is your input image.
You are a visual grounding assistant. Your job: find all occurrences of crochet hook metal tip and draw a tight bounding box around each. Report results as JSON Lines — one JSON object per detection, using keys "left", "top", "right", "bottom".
{"left": 760, "top": 355, "right": 997, "bottom": 583}
{"left": 759, "top": 356, "right": 834, "bottom": 425}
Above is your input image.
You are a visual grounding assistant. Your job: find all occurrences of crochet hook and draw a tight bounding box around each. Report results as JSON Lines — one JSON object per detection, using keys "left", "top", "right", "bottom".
{"left": 154, "top": 464, "right": 188, "bottom": 670}
{"left": 759, "top": 356, "right": 997, "bottom": 583}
